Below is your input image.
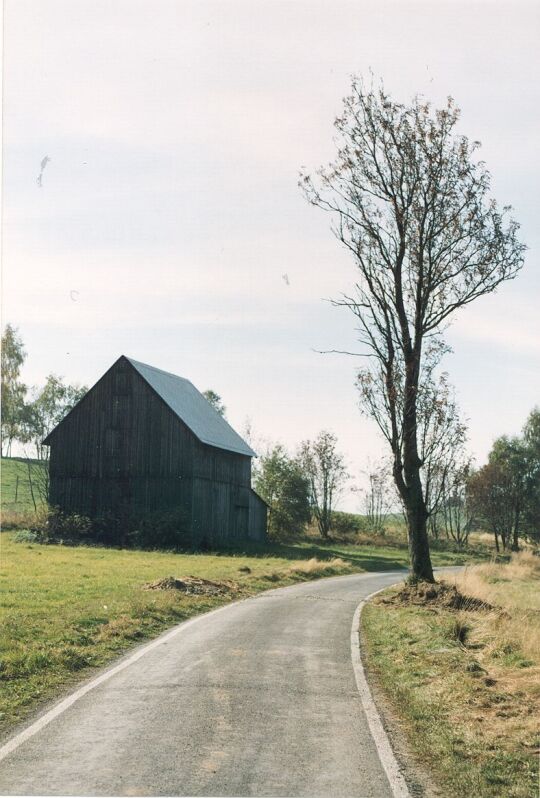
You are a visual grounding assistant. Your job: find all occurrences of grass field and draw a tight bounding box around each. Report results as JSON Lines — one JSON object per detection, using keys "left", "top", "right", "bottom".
{"left": 0, "top": 529, "right": 484, "bottom": 737}
{"left": 1, "top": 458, "right": 46, "bottom": 530}
{"left": 361, "top": 552, "right": 540, "bottom": 798}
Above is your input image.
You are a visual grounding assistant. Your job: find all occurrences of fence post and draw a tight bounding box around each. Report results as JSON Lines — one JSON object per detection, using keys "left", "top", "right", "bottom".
{"left": 15, "top": 475, "right": 19, "bottom": 503}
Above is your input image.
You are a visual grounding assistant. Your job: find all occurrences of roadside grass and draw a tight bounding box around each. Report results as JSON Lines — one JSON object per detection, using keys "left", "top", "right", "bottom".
{"left": 0, "top": 531, "right": 486, "bottom": 737}
{"left": 361, "top": 552, "right": 540, "bottom": 798}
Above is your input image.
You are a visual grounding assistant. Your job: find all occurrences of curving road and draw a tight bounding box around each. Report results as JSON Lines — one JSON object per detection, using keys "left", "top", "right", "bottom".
{"left": 0, "top": 570, "right": 408, "bottom": 797}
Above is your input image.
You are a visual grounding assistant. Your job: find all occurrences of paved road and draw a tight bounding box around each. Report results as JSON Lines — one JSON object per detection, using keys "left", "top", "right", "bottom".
{"left": 0, "top": 570, "right": 407, "bottom": 797}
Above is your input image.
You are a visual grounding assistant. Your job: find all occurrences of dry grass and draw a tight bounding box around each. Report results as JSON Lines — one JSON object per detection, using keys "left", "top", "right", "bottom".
{"left": 362, "top": 551, "right": 540, "bottom": 797}
{"left": 286, "top": 556, "right": 349, "bottom": 575}
{"left": 0, "top": 507, "right": 40, "bottom": 530}
{"left": 445, "top": 551, "right": 540, "bottom": 663}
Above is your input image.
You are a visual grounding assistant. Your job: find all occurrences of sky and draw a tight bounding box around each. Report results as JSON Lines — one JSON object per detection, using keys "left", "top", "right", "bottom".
{"left": 3, "top": 0, "right": 539, "bottom": 510}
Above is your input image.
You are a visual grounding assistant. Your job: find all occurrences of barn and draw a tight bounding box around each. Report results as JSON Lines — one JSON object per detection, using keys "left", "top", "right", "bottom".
{"left": 43, "top": 356, "right": 267, "bottom": 545}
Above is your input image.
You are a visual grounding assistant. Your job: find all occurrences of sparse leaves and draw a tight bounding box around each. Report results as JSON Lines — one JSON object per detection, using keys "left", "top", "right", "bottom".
{"left": 301, "top": 77, "right": 525, "bottom": 580}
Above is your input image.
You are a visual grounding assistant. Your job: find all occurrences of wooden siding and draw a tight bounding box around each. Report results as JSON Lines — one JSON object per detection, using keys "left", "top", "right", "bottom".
{"left": 248, "top": 490, "right": 267, "bottom": 541}
{"left": 47, "top": 357, "right": 265, "bottom": 544}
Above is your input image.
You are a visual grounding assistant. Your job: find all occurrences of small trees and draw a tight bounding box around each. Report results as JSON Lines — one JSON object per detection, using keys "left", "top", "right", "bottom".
{"left": 522, "top": 409, "right": 540, "bottom": 544}
{"left": 25, "top": 375, "right": 87, "bottom": 461}
{"left": 254, "top": 445, "right": 311, "bottom": 538}
{"left": 361, "top": 459, "right": 395, "bottom": 536}
{"left": 1, "top": 325, "right": 88, "bottom": 466}
{"left": 469, "top": 408, "right": 540, "bottom": 550}
{"left": 298, "top": 431, "right": 348, "bottom": 538}
{"left": 468, "top": 461, "right": 514, "bottom": 552}
{"left": 439, "top": 460, "right": 474, "bottom": 547}
{"left": 1, "top": 325, "right": 28, "bottom": 456}
{"left": 301, "top": 79, "right": 525, "bottom": 580}
{"left": 21, "top": 375, "right": 87, "bottom": 508}
{"left": 489, "top": 436, "right": 529, "bottom": 551}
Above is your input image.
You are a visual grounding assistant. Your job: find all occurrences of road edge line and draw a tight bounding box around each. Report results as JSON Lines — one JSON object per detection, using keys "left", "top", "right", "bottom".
{"left": 0, "top": 599, "right": 238, "bottom": 763}
{"left": 351, "top": 585, "right": 411, "bottom": 798}
{"left": 0, "top": 568, "right": 391, "bottom": 763}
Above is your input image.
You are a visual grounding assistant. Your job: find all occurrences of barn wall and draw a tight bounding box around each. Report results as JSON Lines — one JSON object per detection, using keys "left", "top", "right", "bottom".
{"left": 48, "top": 359, "right": 197, "bottom": 519}
{"left": 248, "top": 491, "right": 268, "bottom": 542}
{"left": 47, "top": 357, "right": 264, "bottom": 544}
{"left": 191, "top": 477, "right": 252, "bottom": 545}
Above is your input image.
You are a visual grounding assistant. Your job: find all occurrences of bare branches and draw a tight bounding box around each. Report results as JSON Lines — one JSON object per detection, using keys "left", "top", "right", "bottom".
{"left": 301, "top": 77, "right": 525, "bottom": 581}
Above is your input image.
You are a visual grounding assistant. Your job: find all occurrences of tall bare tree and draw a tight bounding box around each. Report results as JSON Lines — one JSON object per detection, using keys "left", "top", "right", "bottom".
{"left": 301, "top": 79, "right": 525, "bottom": 581}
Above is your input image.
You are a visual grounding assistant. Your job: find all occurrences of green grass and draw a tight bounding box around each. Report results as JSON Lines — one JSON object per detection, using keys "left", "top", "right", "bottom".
{"left": 0, "top": 530, "right": 484, "bottom": 736}
{"left": 361, "top": 557, "right": 540, "bottom": 798}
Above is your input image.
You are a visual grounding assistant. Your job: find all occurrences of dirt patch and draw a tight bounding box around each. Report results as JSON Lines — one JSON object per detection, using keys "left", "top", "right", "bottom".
{"left": 143, "top": 576, "right": 237, "bottom": 596}
{"left": 379, "top": 581, "right": 495, "bottom": 612}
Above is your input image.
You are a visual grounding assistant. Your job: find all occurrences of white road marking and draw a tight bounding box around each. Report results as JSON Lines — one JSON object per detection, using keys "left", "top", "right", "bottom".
{"left": 0, "top": 601, "right": 236, "bottom": 763}
{"left": 351, "top": 587, "right": 411, "bottom": 798}
{"left": 1, "top": 566, "right": 408, "bottom": 798}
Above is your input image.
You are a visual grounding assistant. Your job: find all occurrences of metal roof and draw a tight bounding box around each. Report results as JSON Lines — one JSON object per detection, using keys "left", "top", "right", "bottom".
{"left": 126, "top": 357, "right": 256, "bottom": 458}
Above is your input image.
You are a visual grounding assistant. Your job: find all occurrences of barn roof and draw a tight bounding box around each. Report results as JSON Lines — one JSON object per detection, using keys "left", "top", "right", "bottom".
{"left": 126, "top": 357, "right": 256, "bottom": 457}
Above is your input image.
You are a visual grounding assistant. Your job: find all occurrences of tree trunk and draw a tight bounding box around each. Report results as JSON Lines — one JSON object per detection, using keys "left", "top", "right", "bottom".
{"left": 511, "top": 503, "right": 520, "bottom": 552}
{"left": 404, "top": 474, "right": 434, "bottom": 582}
{"left": 400, "top": 349, "right": 435, "bottom": 583}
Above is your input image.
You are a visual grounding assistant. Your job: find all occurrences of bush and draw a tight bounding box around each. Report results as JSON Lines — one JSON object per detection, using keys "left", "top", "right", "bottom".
{"left": 128, "top": 507, "right": 191, "bottom": 550}
{"left": 19, "top": 506, "right": 93, "bottom": 545}
{"left": 27, "top": 505, "right": 192, "bottom": 550}
{"left": 331, "top": 511, "right": 363, "bottom": 535}
{"left": 47, "top": 509, "right": 93, "bottom": 542}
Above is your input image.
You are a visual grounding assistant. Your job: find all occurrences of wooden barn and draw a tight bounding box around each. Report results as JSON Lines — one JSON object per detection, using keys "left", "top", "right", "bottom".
{"left": 43, "top": 356, "right": 267, "bottom": 544}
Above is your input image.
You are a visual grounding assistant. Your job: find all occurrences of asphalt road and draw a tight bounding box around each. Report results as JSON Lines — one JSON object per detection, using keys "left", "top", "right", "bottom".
{"left": 0, "top": 570, "right": 408, "bottom": 797}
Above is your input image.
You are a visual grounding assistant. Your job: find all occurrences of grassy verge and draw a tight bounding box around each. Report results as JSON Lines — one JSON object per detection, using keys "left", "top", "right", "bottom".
{"left": 0, "top": 531, "right": 485, "bottom": 737}
{"left": 361, "top": 552, "right": 540, "bottom": 798}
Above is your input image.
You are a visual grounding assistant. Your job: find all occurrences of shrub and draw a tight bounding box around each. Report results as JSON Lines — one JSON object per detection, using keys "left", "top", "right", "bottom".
{"left": 18, "top": 503, "right": 192, "bottom": 550}
{"left": 331, "top": 511, "right": 363, "bottom": 536}
{"left": 47, "top": 509, "right": 93, "bottom": 542}
{"left": 128, "top": 507, "right": 191, "bottom": 550}
{"left": 22, "top": 506, "right": 93, "bottom": 544}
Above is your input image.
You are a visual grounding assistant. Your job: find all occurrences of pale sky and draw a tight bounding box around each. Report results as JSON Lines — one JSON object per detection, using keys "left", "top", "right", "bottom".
{"left": 3, "top": 1, "right": 539, "bottom": 510}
